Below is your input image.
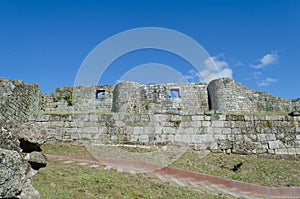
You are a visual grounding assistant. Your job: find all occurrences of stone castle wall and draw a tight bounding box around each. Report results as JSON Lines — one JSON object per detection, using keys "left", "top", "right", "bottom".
{"left": 33, "top": 112, "right": 300, "bottom": 159}
{"left": 44, "top": 81, "right": 209, "bottom": 115}
{"left": 44, "top": 85, "right": 115, "bottom": 113}
{"left": 1, "top": 77, "right": 299, "bottom": 159}
{"left": 0, "top": 78, "right": 42, "bottom": 122}
{"left": 42, "top": 78, "right": 299, "bottom": 115}
{"left": 207, "top": 78, "right": 296, "bottom": 113}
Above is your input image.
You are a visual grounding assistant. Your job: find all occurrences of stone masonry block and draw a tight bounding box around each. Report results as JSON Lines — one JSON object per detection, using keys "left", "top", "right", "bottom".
{"left": 244, "top": 115, "right": 254, "bottom": 121}
{"left": 201, "top": 121, "right": 210, "bottom": 127}
{"left": 287, "top": 148, "right": 297, "bottom": 155}
{"left": 222, "top": 128, "right": 231, "bottom": 134}
{"left": 175, "top": 134, "right": 193, "bottom": 143}
{"left": 213, "top": 134, "right": 226, "bottom": 140}
{"left": 213, "top": 128, "right": 223, "bottom": 134}
{"left": 268, "top": 140, "right": 284, "bottom": 149}
{"left": 89, "top": 114, "right": 98, "bottom": 122}
{"left": 275, "top": 148, "right": 288, "bottom": 155}
{"left": 191, "top": 115, "right": 204, "bottom": 121}
{"left": 162, "top": 127, "right": 175, "bottom": 134}
{"left": 296, "top": 126, "right": 300, "bottom": 133}
{"left": 211, "top": 121, "right": 225, "bottom": 127}
{"left": 257, "top": 134, "right": 276, "bottom": 142}
{"left": 139, "top": 134, "right": 149, "bottom": 143}
{"left": 218, "top": 115, "right": 226, "bottom": 121}
{"left": 132, "top": 126, "right": 143, "bottom": 135}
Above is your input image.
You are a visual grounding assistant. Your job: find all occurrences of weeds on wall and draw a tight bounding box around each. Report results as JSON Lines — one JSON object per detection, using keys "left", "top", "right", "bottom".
{"left": 64, "top": 93, "right": 74, "bottom": 106}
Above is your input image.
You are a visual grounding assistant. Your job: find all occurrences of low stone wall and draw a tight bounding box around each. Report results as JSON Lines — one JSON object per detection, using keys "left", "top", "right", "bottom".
{"left": 33, "top": 112, "right": 300, "bottom": 159}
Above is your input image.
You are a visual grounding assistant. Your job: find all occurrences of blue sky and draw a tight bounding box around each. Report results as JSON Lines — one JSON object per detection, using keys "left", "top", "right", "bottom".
{"left": 0, "top": 0, "right": 299, "bottom": 99}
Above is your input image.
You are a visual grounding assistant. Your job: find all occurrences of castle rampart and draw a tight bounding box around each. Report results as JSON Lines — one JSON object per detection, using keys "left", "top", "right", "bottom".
{"left": 1, "top": 77, "right": 299, "bottom": 158}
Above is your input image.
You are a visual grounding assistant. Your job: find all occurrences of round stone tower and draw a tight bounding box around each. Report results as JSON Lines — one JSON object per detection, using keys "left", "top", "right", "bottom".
{"left": 112, "top": 82, "right": 141, "bottom": 113}
{"left": 207, "top": 78, "right": 240, "bottom": 113}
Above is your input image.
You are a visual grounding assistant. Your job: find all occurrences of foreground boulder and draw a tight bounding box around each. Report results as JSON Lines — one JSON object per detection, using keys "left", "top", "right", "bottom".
{"left": 0, "top": 122, "right": 47, "bottom": 199}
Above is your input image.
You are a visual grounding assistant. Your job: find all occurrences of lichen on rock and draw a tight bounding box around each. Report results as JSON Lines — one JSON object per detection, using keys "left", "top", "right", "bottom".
{"left": 0, "top": 122, "right": 47, "bottom": 199}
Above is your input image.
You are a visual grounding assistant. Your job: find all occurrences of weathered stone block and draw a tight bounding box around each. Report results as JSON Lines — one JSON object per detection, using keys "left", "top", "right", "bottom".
{"left": 256, "top": 148, "right": 267, "bottom": 154}
{"left": 214, "top": 134, "right": 226, "bottom": 140}
{"left": 195, "top": 134, "right": 215, "bottom": 143}
{"left": 275, "top": 148, "right": 288, "bottom": 155}
{"left": 201, "top": 121, "right": 210, "bottom": 127}
{"left": 243, "top": 134, "right": 257, "bottom": 142}
{"left": 267, "top": 149, "right": 275, "bottom": 154}
{"left": 89, "top": 114, "right": 98, "bottom": 122}
{"left": 244, "top": 115, "right": 254, "bottom": 121}
{"left": 161, "top": 134, "right": 174, "bottom": 142}
{"left": 82, "top": 127, "right": 98, "bottom": 134}
{"left": 132, "top": 126, "right": 143, "bottom": 135}
{"left": 287, "top": 148, "right": 297, "bottom": 155}
{"left": 204, "top": 115, "right": 211, "bottom": 121}
{"left": 83, "top": 121, "right": 98, "bottom": 127}
{"left": 218, "top": 114, "right": 226, "bottom": 121}
{"left": 296, "top": 126, "right": 300, "bottom": 133}
{"left": 222, "top": 128, "right": 231, "bottom": 134}
{"left": 162, "top": 127, "right": 175, "bottom": 135}
{"left": 213, "top": 128, "right": 223, "bottom": 135}
{"left": 175, "top": 134, "right": 194, "bottom": 143}
{"left": 268, "top": 140, "right": 284, "bottom": 149}
{"left": 258, "top": 134, "right": 276, "bottom": 142}
{"left": 211, "top": 121, "right": 225, "bottom": 127}
{"left": 139, "top": 134, "right": 149, "bottom": 143}
{"left": 191, "top": 115, "right": 204, "bottom": 121}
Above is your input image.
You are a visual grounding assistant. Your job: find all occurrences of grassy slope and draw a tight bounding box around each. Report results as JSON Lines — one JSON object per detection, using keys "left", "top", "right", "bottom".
{"left": 171, "top": 149, "right": 300, "bottom": 187}
{"left": 33, "top": 160, "right": 218, "bottom": 199}
{"left": 39, "top": 142, "right": 300, "bottom": 187}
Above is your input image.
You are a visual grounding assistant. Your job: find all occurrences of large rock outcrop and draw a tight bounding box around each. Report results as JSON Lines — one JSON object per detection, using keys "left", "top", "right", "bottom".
{"left": 0, "top": 122, "right": 47, "bottom": 199}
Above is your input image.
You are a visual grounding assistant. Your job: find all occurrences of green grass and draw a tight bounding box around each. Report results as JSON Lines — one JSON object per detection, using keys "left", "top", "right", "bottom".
{"left": 33, "top": 160, "right": 219, "bottom": 199}
{"left": 41, "top": 142, "right": 93, "bottom": 158}
{"left": 171, "top": 149, "right": 300, "bottom": 187}
{"left": 40, "top": 142, "right": 300, "bottom": 187}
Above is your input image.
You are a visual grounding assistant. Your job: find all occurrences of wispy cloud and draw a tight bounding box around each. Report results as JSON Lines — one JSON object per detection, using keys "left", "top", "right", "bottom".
{"left": 185, "top": 56, "right": 233, "bottom": 83}
{"left": 201, "top": 56, "right": 233, "bottom": 82}
{"left": 251, "top": 52, "right": 279, "bottom": 69}
{"left": 257, "top": 78, "right": 278, "bottom": 87}
{"left": 244, "top": 71, "right": 261, "bottom": 81}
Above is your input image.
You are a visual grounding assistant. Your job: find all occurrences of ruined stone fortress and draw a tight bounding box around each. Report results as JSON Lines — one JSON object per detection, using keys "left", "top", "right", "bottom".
{"left": 1, "top": 77, "right": 300, "bottom": 159}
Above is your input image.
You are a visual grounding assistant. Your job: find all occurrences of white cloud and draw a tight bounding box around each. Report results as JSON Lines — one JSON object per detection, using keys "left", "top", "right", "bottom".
{"left": 257, "top": 78, "right": 278, "bottom": 87}
{"left": 244, "top": 71, "right": 261, "bottom": 81}
{"left": 251, "top": 52, "right": 278, "bottom": 69}
{"left": 184, "top": 56, "right": 233, "bottom": 83}
{"left": 200, "top": 56, "right": 233, "bottom": 82}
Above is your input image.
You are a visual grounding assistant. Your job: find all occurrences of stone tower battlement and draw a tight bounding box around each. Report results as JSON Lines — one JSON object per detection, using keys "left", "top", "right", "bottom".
{"left": 42, "top": 78, "right": 300, "bottom": 115}
{"left": 1, "top": 77, "right": 299, "bottom": 122}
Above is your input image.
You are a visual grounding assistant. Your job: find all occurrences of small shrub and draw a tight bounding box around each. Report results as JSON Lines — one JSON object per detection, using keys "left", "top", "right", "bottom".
{"left": 63, "top": 93, "right": 74, "bottom": 106}
{"left": 210, "top": 113, "right": 220, "bottom": 121}
{"left": 266, "top": 120, "right": 272, "bottom": 128}
{"left": 145, "top": 104, "right": 150, "bottom": 110}
{"left": 134, "top": 119, "right": 140, "bottom": 126}
{"left": 173, "top": 120, "right": 181, "bottom": 127}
